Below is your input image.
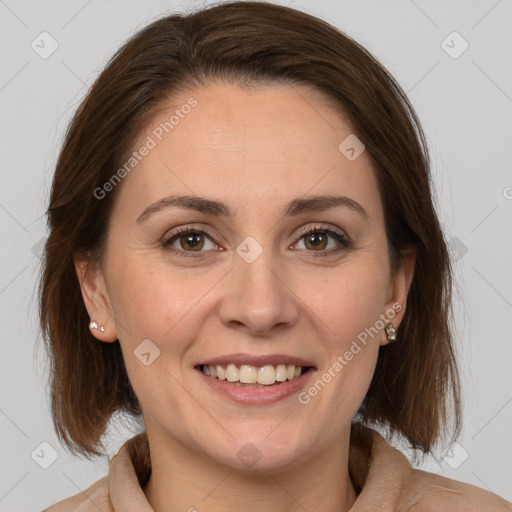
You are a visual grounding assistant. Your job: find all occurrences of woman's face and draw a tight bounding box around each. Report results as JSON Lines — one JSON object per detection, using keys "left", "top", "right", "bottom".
{"left": 78, "top": 83, "right": 412, "bottom": 471}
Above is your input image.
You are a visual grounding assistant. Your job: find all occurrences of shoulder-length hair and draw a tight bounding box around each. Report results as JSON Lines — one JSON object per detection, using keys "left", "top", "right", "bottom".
{"left": 39, "top": 0, "right": 461, "bottom": 458}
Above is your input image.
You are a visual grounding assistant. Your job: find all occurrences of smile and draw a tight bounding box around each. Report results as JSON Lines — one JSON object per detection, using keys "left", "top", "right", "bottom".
{"left": 200, "top": 363, "right": 308, "bottom": 386}
{"left": 195, "top": 364, "right": 316, "bottom": 405}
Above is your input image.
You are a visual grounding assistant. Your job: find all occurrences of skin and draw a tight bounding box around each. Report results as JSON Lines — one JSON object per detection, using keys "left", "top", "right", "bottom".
{"left": 75, "top": 82, "right": 415, "bottom": 512}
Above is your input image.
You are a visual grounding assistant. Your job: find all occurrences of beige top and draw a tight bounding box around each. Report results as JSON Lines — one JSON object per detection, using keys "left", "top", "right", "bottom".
{"left": 43, "top": 424, "right": 511, "bottom": 511}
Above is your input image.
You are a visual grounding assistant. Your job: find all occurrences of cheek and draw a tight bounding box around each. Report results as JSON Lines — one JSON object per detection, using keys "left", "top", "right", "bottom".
{"left": 302, "top": 261, "right": 388, "bottom": 346}
{"left": 109, "top": 258, "right": 202, "bottom": 412}
{"left": 106, "top": 253, "right": 225, "bottom": 396}
{"left": 107, "top": 252, "right": 205, "bottom": 339}
{"left": 296, "top": 261, "right": 386, "bottom": 408}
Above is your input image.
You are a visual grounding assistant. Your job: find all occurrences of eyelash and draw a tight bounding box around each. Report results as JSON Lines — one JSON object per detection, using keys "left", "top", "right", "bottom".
{"left": 162, "top": 224, "right": 351, "bottom": 259}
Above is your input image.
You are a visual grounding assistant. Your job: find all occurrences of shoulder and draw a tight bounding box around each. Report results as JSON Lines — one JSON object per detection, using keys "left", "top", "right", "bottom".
{"left": 42, "top": 476, "right": 112, "bottom": 512}
{"left": 399, "top": 468, "right": 512, "bottom": 511}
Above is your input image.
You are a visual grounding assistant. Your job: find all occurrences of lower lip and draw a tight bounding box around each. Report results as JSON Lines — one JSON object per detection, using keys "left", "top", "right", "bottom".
{"left": 195, "top": 367, "right": 316, "bottom": 405}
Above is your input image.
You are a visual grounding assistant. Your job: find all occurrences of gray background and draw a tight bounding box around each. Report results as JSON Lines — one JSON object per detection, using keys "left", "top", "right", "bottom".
{"left": 1, "top": 0, "right": 511, "bottom": 510}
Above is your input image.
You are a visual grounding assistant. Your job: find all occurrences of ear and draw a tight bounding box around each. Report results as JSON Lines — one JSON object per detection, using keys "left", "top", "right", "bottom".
{"left": 380, "top": 245, "right": 416, "bottom": 346}
{"left": 73, "top": 253, "right": 117, "bottom": 343}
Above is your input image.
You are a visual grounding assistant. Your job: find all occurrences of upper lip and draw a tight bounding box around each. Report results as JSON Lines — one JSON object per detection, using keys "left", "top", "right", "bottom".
{"left": 196, "top": 353, "right": 316, "bottom": 368}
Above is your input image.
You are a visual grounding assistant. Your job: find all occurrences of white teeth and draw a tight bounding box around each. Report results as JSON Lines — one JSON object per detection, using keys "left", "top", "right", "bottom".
{"left": 275, "top": 364, "right": 287, "bottom": 382}
{"left": 217, "top": 365, "right": 226, "bottom": 380}
{"left": 239, "top": 364, "right": 257, "bottom": 384}
{"left": 257, "top": 365, "right": 275, "bottom": 385}
{"left": 200, "top": 363, "right": 307, "bottom": 385}
{"left": 226, "top": 363, "right": 239, "bottom": 382}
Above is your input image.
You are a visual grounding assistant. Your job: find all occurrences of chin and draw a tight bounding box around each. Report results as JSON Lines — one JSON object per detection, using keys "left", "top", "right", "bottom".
{"left": 207, "top": 430, "right": 311, "bottom": 473}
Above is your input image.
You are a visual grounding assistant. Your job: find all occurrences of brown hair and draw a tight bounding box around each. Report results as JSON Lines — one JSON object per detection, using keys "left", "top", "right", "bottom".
{"left": 39, "top": 0, "right": 461, "bottom": 458}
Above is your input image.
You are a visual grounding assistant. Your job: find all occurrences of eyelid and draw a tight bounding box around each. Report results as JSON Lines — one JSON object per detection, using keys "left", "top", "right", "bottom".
{"left": 294, "top": 223, "right": 349, "bottom": 243}
{"left": 164, "top": 224, "right": 226, "bottom": 246}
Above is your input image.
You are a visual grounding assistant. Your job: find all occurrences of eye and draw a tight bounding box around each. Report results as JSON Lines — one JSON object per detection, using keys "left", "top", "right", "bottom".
{"left": 163, "top": 227, "right": 220, "bottom": 258}
{"left": 292, "top": 225, "right": 350, "bottom": 256}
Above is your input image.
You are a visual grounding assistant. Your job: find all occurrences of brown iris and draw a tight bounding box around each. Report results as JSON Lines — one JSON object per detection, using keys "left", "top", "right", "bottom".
{"left": 179, "top": 232, "right": 205, "bottom": 251}
{"left": 304, "top": 230, "right": 328, "bottom": 251}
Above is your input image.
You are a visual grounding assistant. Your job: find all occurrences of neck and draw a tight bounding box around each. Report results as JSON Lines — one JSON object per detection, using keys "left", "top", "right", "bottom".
{"left": 142, "top": 422, "right": 358, "bottom": 512}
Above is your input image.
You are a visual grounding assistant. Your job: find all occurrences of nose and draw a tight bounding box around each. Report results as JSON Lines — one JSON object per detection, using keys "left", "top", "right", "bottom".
{"left": 218, "top": 248, "right": 299, "bottom": 337}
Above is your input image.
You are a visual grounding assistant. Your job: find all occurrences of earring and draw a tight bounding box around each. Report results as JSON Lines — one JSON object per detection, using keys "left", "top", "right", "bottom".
{"left": 89, "top": 321, "right": 105, "bottom": 333}
{"left": 385, "top": 324, "right": 397, "bottom": 341}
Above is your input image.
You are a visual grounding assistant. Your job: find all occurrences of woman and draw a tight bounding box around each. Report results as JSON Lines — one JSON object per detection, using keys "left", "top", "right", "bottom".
{"left": 39, "top": 1, "right": 511, "bottom": 510}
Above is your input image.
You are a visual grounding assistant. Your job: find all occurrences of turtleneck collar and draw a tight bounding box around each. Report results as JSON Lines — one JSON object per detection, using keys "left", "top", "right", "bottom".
{"left": 44, "top": 422, "right": 511, "bottom": 510}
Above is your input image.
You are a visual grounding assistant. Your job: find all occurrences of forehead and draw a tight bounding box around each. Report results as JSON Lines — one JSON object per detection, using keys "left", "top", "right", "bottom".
{"left": 114, "top": 83, "right": 382, "bottom": 221}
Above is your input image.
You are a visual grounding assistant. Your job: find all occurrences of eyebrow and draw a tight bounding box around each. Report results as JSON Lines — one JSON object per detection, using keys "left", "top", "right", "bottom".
{"left": 136, "top": 194, "right": 369, "bottom": 223}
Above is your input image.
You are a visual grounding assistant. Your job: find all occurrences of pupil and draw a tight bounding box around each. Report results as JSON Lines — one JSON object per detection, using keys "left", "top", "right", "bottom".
{"left": 309, "top": 233, "right": 324, "bottom": 247}
{"left": 183, "top": 233, "right": 202, "bottom": 249}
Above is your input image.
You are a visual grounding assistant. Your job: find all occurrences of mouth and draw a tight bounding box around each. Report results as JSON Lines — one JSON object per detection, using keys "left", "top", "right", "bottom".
{"left": 193, "top": 354, "right": 317, "bottom": 405}
{"left": 195, "top": 363, "right": 314, "bottom": 387}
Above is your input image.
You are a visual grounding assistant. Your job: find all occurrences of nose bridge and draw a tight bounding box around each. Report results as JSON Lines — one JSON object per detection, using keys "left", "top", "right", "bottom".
{"left": 219, "top": 236, "right": 298, "bottom": 334}
{"left": 238, "top": 241, "right": 280, "bottom": 301}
